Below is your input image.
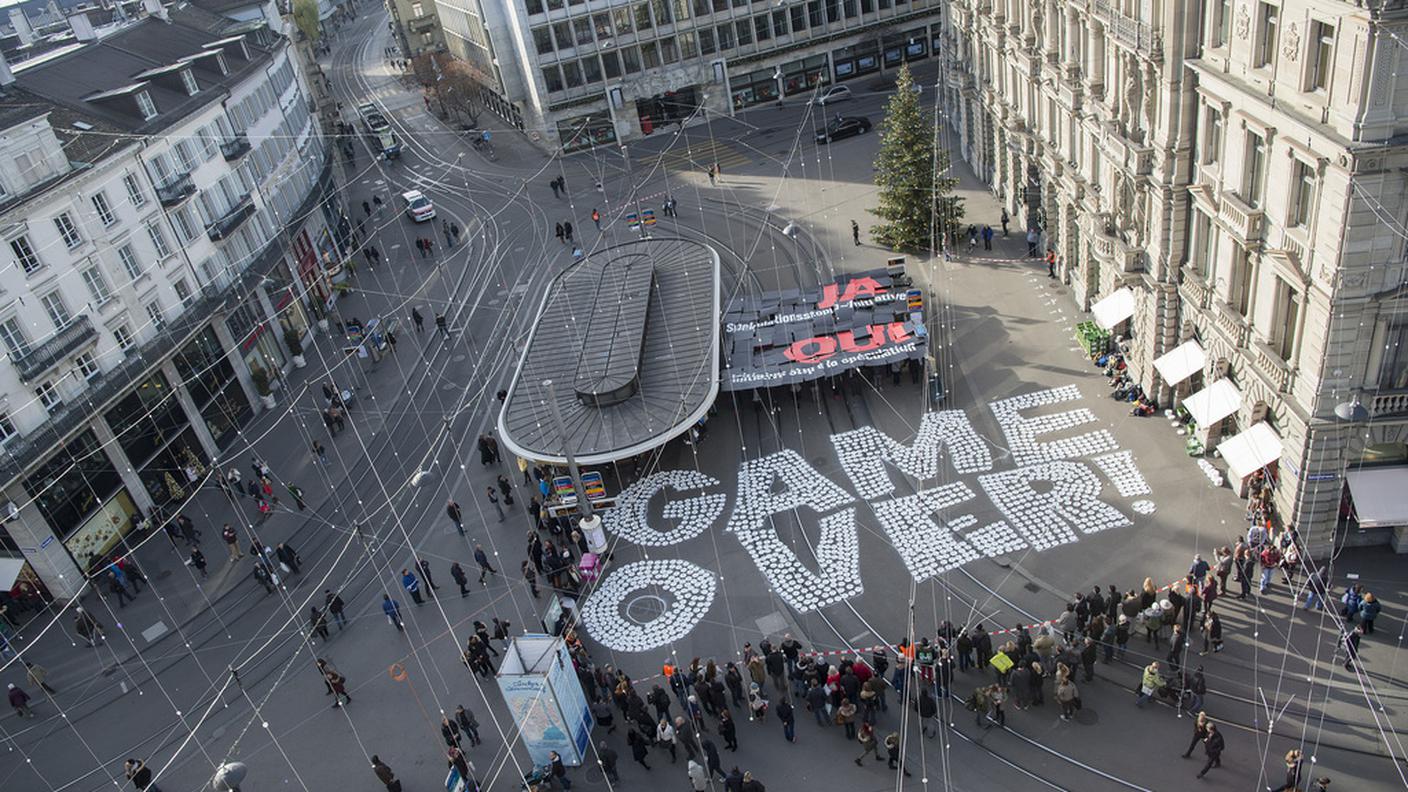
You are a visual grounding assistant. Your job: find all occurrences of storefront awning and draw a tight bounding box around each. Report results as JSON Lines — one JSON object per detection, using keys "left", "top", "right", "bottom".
{"left": 1153, "top": 340, "right": 1206, "bottom": 386}
{"left": 1184, "top": 378, "right": 1241, "bottom": 426}
{"left": 1091, "top": 287, "right": 1136, "bottom": 330}
{"left": 1219, "top": 422, "right": 1282, "bottom": 481}
{"left": 0, "top": 557, "right": 25, "bottom": 590}
{"left": 1346, "top": 467, "right": 1408, "bottom": 528}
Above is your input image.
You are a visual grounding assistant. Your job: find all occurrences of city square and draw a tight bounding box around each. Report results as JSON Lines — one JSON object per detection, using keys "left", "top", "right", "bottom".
{"left": 0, "top": 1, "right": 1404, "bottom": 791}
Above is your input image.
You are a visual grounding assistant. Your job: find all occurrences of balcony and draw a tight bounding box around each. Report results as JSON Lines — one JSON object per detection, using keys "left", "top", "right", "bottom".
{"left": 1214, "top": 300, "right": 1251, "bottom": 348}
{"left": 1370, "top": 389, "right": 1408, "bottom": 417}
{"left": 1251, "top": 339, "right": 1292, "bottom": 394}
{"left": 1103, "top": 126, "right": 1154, "bottom": 176}
{"left": 13, "top": 315, "right": 98, "bottom": 383}
{"left": 220, "top": 135, "right": 251, "bottom": 161}
{"left": 1089, "top": 0, "right": 1162, "bottom": 58}
{"left": 1218, "top": 190, "right": 1265, "bottom": 246}
{"left": 207, "top": 194, "right": 255, "bottom": 241}
{"left": 156, "top": 173, "right": 195, "bottom": 207}
{"left": 1179, "top": 272, "right": 1212, "bottom": 311}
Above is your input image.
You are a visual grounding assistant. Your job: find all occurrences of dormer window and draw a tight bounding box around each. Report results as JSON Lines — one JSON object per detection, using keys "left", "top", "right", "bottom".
{"left": 136, "top": 90, "right": 158, "bottom": 120}
{"left": 180, "top": 69, "right": 198, "bottom": 95}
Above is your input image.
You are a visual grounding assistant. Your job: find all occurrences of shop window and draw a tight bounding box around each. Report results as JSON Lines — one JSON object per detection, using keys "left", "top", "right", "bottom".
{"left": 23, "top": 430, "right": 124, "bottom": 564}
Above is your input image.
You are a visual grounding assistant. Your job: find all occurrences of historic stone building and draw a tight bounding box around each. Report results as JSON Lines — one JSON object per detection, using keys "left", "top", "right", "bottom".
{"left": 943, "top": 0, "right": 1408, "bottom": 551}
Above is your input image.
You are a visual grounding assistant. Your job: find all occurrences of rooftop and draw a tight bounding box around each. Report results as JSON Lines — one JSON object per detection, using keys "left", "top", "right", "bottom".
{"left": 498, "top": 238, "right": 721, "bottom": 466}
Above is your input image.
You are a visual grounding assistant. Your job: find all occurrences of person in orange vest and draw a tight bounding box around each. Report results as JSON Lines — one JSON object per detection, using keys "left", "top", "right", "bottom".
{"left": 592, "top": 208, "right": 601, "bottom": 230}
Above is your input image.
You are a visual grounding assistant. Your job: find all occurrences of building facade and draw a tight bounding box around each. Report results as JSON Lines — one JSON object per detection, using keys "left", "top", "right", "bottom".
{"left": 388, "top": 0, "right": 446, "bottom": 57}
{"left": 943, "top": 0, "right": 1408, "bottom": 551}
{"left": 431, "top": 0, "right": 948, "bottom": 149}
{"left": 0, "top": 5, "right": 347, "bottom": 598}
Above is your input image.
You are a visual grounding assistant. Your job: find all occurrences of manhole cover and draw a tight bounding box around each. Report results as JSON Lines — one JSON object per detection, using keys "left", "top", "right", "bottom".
{"left": 624, "top": 594, "right": 668, "bottom": 624}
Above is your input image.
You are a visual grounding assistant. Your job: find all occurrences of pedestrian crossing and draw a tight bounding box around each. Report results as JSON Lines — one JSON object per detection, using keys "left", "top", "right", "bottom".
{"left": 644, "top": 139, "right": 751, "bottom": 173}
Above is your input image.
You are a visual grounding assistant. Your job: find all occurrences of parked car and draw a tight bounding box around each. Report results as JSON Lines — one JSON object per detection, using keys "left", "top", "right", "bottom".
{"left": 815, "top": 85, "right": 852, "bottom": 106}
{"left": 401, "top": 190, "right": 436, "bottom": 222}
{"left": 815, "top": 116, "right": 872, "bottom": 144}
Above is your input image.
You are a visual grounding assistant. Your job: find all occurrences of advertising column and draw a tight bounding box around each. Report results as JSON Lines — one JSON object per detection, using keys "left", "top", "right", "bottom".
{"left": 495, "top": 635, "right": 594, "bottom": 767}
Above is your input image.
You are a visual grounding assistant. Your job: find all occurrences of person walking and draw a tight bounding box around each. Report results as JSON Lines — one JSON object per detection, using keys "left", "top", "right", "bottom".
{"left": 436, "top": 312, "right": 449, "bottom": 337}
{"left": 382, "top": 595, "right": 404, "bottom": 632}
{"left": 1271, "top": 749, "right": 1304, "bottom": 792}
{"left": 1181, "top": 711, "right": 1211, "bottom": 758}
{"left": 1000, "top": 208, "right": 1010, "bottom": 236}
{"left": 548, "top": 750, "right": 572, "bottom": 789}
{"left": 853, "top": 722, "right": 881, "bottom": 765}
{"left": 371, "top": 756, "right": 401, "bottom": 792}
{"left": 688, "top": 759, "right": 708, "bottom": 791}
{"left": 851, "top": 220, "right": 861, "bottom": 246}
{"left": 1344, "top": 623, "right": 1364, "bottom": 670}
{"left": 309, "top": 606, "right": 331, "bottom": 643}
{"left": 411, "top": 307, "right": 425, "bottom": 333}
{"left": 287, "top": 485, "right": 307, "bottom": 511}
{"left": 440, "top": 715, "right": 461, "bottom": 748}
{"left": 1195, "top": 723, "right": 1224, "bottom": 779}
{"left": 563, "top": 222, "right": 574, "bottom": 243}
{"left": 522, "top": 561, "right": 540, "bottom": 598}
{"left": 1200, "top": 610, "right": 1223, "bottom": 654}
{"left": 401, "top": 568, "right": 424, "bottom": 605}
{"left": 1056, "top": 676, "right": 1079, "bottom": 721}
{"left": 884, "top": 732, "right": 911, "bottom": 776}
{"left": 325, "top": 590, "right": 347, "bottom": 629}
{"left": 1026, "top": 228, "right": 1039, "bottom": 257}
{"left": 982, "top": 225, "right": 994, "bottom": 250}
{"left": 221, "top": 524, "right": 243, "bottom": 561}
{"left": 1135, "top": 661, "right": 1165, "bottom": 707}
{"left": 8, "top": 682, "right": 34, "bottom": 718}
{"left": 24, "top": 661, "right": 55, "bottom": 695}
{"left": 417, "top": 558, "right": 441, "bottom": 592}
{"left": 456, "top": 704, "right": 482, "bottom": 746}
{"left": 1259, "top": 543, "right": 1282, "bottom": 593}
{"left": 325, "top": 666, "right": 350, "bottom": 707}
{"left": 486, "top": 487, "right": 504, "bottom": 522}
{"left": 496, "top": 474, "right": 515, "bottom": 506}
{"left": 592, "top": 208, "right": 601, "bottom": 229}
{"left": 276, "top": 543, "right": 301, "bottom": 575}
{"left": 108, "top": 570, "right": 133, "bottom": 607}
{"left": 474, "top": 544, "right": 497, "bottom": 584}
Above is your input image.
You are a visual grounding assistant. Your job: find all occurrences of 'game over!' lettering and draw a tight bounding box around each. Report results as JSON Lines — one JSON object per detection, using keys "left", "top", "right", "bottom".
{"left": 579, "top": 385, "right": 1153, "bottom": 653}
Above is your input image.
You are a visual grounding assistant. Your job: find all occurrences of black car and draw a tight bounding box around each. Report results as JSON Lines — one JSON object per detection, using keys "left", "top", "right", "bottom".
{"left": 816, "top": 116, "right": 872, "bottom": 143}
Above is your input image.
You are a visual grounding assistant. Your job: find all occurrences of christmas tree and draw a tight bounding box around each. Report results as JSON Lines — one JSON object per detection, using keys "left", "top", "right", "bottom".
{"left": 870, "top": 64, "right": 962, "bottom": 251}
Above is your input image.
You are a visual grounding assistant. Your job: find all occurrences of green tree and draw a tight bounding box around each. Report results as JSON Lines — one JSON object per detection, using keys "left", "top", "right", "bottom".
{"left": 869, "top": 64, "right": 962, "bottom": 251}
{"left": 292, "top": 0, "right": 320, "bottom": 44}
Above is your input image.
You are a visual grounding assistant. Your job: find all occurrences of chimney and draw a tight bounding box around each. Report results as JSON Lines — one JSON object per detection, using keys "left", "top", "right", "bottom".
{"left": 9, "top": 10, "right": 33, "bottom": 47}
{"left": 142, "top": 0, "right": 169, "bottom": 21}
{"left": 68, "top": 12, "right": 97, "bottom": 41}
{"left": 0, "top": 52, "right": 13, "bottom": 89}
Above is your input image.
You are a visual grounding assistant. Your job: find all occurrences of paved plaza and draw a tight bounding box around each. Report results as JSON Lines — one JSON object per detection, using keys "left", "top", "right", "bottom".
{"left": 0, "top": 10, "right": 1403, "bottom": 792}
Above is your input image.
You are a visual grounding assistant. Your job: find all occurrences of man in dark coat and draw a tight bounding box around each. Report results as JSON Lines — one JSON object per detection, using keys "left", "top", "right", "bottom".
{"left": 1196, "top": 723, "right": 1225, "bottom": 779}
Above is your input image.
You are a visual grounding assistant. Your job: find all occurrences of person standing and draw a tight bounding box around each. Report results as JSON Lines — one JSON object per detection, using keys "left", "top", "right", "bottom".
{"left": 1026, "top": 228, "right": 1038, "bottom": 256}
{"left": 1195, "top": 723, "right": 1224, "bottom": 779}
{"left": 288, "top": 485, "right": 307, "bottom": 511}
{"left": 592, "top": 208, "right": 601, "bottom": 229}
{"left": 522, "top": 561, "right": 540, "bottom": 598}
{"left": 326, "top": 667, "right": 349, "bottom": 707}
{"left": 1056, "top": 676, "right": 1079, "bottom": 721}
{"left": 474, "top": 544, "right": 497, "bottom": 584}
{"left": 222, "top": 524, "right": 243, "bottom": 561}
{"left": 1200, "top": 610, "right": 1223, "bottom": 655}
{"left": 629, "top": 730, "right": 653, "bottom": 770}
{"left": 124, "top": 758, "right": 161, "bottom": 792}
{"left": 1271, "top": 749, "right": 1303, "bottom": 792}
{"left": 549, "top": 750, "right": 572, "bottom": 789}
{"left": 189, "top": 548, "right": 208, "bottom": 580}
{"left": 1046, "top": 248, "right": 1057, "bottom": 278}
{"left": 309, "top": 606, "right": 330, "bottom": 643}
{"left": 718, "top": 708, "right": 738, "bottom": 751}
{"left": 982, "top": 225, "right": 994, "bottom": 250}
{"left": 688, "top": 759, "right": 707, "bottom": 791}
{"left": 370, "top": 756, "right": 401, "bottom": 792}
{"left": 1259, "top": 543, "right": 1282, "bottom": 593}
{"left": 436, "top": 312, "right": 449, "bottom": 337}
{"left": 411, "top": 307, "right": 424, "bottom": 333}
{"left": 382, "top": 595, "right": 404, "bottom": 632}
{"left": 1000, "top": 208, "right": 1010, "bottom": 236}
{"left": 1359, "top": 593, "right": 1381, "bottom": 634}
{"left": 853, "top": 722, "right": 881, "bottom": 765}
{"left": 450, "top": 562, "right": 469, "bottom": 597}
{"left": 776, "top": 698, "right": 796, "bottom": 743}
{"left": 418, "top": 558, "right": 441, "bottom": 592}
{"left": 276, "top": 543, "right": 301, "bottom": 575}
{"left": 564, "top": 222, "right": 574, "bottom": 243}
{"left": 598, "top": 741, "right": 620, "bottom": 782}
{"left": 446, "top": 499, "right": 464, "bottom": 535}
{"left": 496, "top": 474, "right": 515, "bottom": 506}
{"left": 401, "top": 569, "right": 424, "bottom": 605}
{"left": 325, "top": 590, "right": 347, "bottom": 629}
{"left": 440, "top": 715, "right": 461, "bottom": 748}
{"left": 8, "top": 682, "right": 34, "bottom": 718}
{"left": 486, "top": 487, "right": 504, "bottom": 522}
{"left": 455, "top": 704, "right": 482, "bottom": 746}
{"left": 851, "top": 220, "right": 860, "bottom": 246}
